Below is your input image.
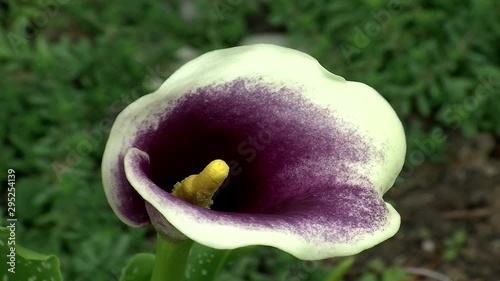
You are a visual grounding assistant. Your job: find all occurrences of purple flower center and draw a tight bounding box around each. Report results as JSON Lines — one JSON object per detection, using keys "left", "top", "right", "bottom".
{"left": 133, "top": 78, "right": 385, "bottom": 226}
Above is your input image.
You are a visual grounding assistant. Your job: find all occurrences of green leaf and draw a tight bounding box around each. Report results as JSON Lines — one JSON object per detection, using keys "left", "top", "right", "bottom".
{"left": 416, "top": 94, "right": 431, "bottom": 117}
{"left": 359, "top": 273, "right": 378, "bottom": 281}
{"left": 119, "top": 253, "right": 155, "bottom": 281}
{"left": 0, "top": 226, "right": 63, "bottom": 281}
{"left": 225, "top": 245, "right": 257, "bottom": 263}
{"left": 186, "top": 242, "right": 232, "bottom": 281}
{"left": 324, "top": 257, "right": 356, "bottom": 281}
{"left": 381, "top": 267, "right": 408, "bottom": 281}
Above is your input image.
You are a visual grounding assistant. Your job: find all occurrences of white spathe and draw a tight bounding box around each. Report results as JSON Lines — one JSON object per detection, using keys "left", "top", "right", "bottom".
{"left": 102, "top": 44, "right": 406, "bottom": 260}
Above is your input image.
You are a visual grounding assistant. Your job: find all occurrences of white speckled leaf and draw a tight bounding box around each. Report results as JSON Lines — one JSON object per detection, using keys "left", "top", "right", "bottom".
{"left": 185, "top": 242, "right": 232, "bottom": 281}
{"left": 0, "top": 227, "right": 63, "bottom": 281}
{"left": 119, "top": 253, "right": 155, "bottom": 281}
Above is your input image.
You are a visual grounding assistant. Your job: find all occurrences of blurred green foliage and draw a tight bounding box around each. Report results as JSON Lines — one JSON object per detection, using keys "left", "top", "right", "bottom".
{"left": 1, "top": 0, "right": 499, "bottom": 280}
{"left": 359, "top": 259, "right": 409, "bottom": 281}
{"left": 218, "top": 247, "right": 331, "bottom": 281}
{"left": 443, "top": 229, "right": 466, "bottom": 261}
{"left": 267, "top": 0, "right": 500, "bottom": 154}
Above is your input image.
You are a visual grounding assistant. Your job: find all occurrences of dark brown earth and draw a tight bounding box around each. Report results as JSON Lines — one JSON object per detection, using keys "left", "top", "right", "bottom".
{"left": 342, "top": 132, "right": 500, "bottom": 281}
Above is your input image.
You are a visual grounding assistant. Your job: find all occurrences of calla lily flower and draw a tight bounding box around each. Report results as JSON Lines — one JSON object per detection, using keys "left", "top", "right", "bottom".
{"left": 102, "top": 44, "right": 406, "bottom": 260}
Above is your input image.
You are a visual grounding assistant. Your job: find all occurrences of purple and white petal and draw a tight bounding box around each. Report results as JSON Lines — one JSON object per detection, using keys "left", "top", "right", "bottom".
{"left": 102, "top": 44, "right": 406, "bottom": 259}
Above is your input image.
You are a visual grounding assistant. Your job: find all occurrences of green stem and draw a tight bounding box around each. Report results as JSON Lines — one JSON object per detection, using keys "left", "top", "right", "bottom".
{"left": 150, "top": 234, "right": 194, "bottom": 281}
